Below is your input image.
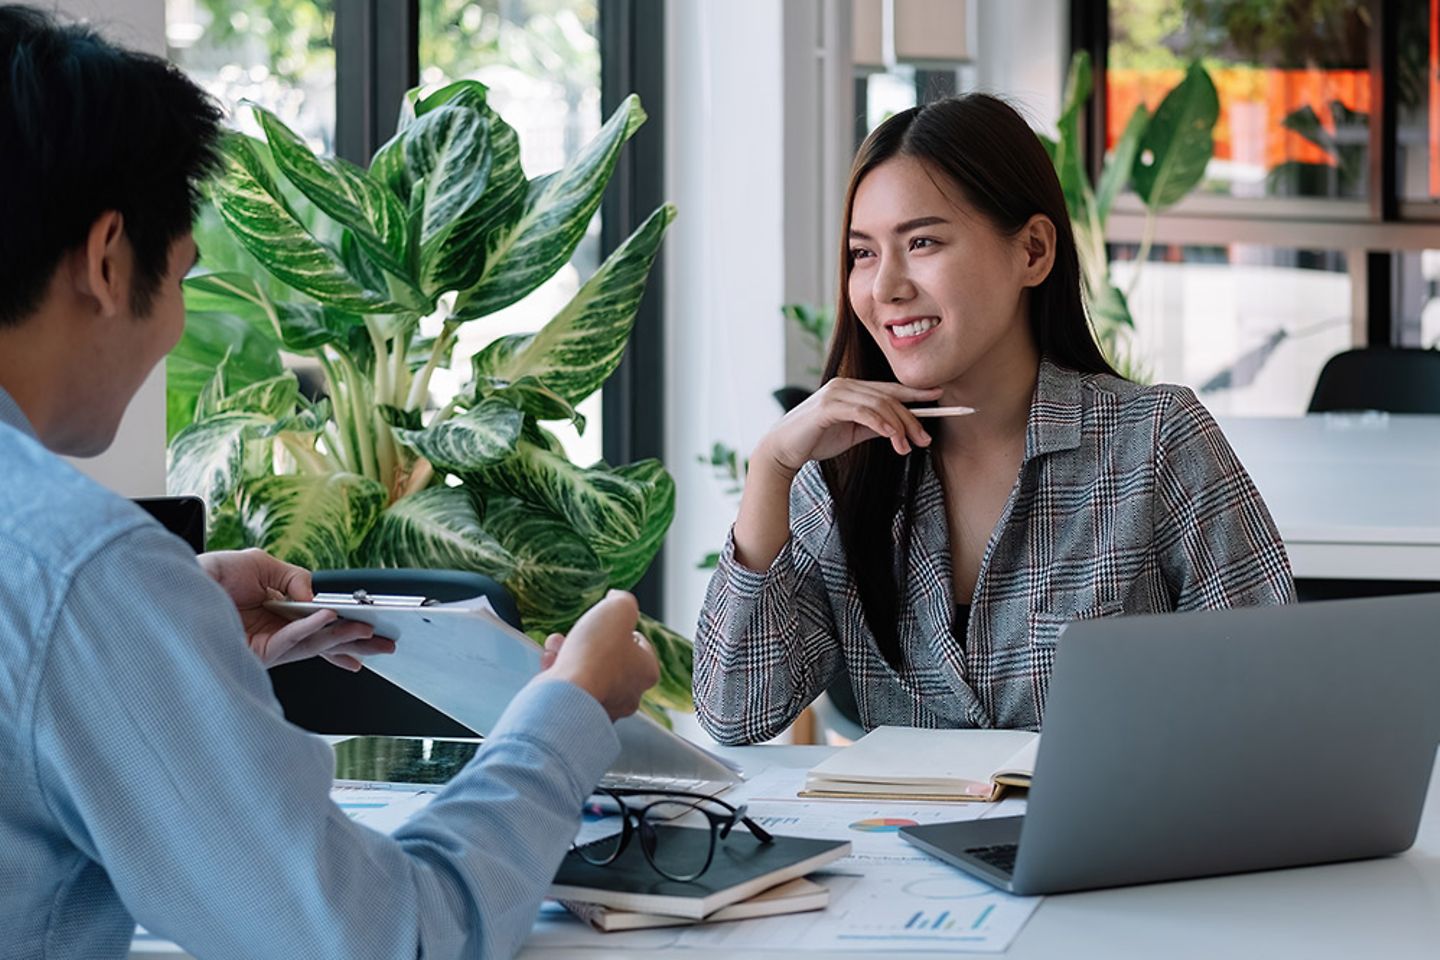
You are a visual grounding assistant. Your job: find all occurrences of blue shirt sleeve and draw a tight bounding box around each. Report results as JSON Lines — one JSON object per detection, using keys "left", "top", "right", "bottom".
{"left": 30, "top": 524, "right": 619, "bottom": 960}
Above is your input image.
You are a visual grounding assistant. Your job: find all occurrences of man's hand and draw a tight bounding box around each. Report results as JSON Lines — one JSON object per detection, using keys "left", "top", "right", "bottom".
{"left": 540, "top": 590, "right": 660, "bottom": 721}
{"left": 197, "top": 549, "right": 396, "bottom": 671}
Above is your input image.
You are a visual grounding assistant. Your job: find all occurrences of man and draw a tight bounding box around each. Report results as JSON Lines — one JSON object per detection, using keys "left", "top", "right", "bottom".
{"left": 0, "top": 6, "right": 659, "bottom": 958}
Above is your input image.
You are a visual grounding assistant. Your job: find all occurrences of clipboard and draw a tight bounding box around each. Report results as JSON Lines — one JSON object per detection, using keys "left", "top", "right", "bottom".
{"left": 267, "top": 592, "right": 743, "bottom": 794}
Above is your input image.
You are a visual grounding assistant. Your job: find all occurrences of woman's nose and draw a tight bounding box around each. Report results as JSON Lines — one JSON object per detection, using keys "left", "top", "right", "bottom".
{"left": 872, "top": 254, "right": 914, "bottom": 303}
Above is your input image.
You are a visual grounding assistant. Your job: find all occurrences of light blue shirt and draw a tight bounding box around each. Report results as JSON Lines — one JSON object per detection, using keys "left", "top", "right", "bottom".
{"left": 0, "top": 387, "right": 620, "bottom": 959}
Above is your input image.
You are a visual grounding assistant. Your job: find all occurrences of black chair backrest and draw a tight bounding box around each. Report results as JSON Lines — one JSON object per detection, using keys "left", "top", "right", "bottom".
{"left": 268, "top": 568, "right": 520, "bottom": 736}
{"left": 1307, "top": 347, "right": 1440, "bottom": 414}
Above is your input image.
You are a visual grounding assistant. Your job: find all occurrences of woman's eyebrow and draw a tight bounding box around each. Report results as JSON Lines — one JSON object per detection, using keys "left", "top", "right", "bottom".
{"left": 849, "top": 215, "right": 950, "bottom": 241}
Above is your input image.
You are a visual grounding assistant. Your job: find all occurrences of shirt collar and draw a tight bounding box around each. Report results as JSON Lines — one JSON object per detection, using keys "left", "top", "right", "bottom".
{"left": 0, "top": 385, "right": 37, "bottom": 440}
{"left": 1024, "top": 357, "right": 1084, "bottom": 460}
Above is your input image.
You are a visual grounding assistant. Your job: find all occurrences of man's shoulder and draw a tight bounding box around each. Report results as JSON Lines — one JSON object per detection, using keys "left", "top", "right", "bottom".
{"left": 0, "top": 424, "right": 155, "bottom": 577}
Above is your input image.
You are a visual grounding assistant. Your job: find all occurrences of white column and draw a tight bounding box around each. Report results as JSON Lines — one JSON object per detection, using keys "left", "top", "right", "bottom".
{"left": 55, "top": 0, "right": 169, "bottom": 497}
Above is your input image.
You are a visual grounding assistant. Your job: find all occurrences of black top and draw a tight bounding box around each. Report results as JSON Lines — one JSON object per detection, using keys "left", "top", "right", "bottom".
{"left": 952, "top": 603, "right": 971, "bottom": 651}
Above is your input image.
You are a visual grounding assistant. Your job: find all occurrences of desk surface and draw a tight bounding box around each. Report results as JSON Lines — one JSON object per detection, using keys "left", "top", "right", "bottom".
{"left": 129, "top": 745, "right": 1440, "bottom": 960}
{"left": 520, "top": 744, "right": 1440, "bottom": 960}
{"left": 1218, "top": 414, "right": 1440, "bottom": 580}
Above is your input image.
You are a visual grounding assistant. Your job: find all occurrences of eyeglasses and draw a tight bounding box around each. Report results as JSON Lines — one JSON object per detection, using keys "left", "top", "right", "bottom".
{"left": 574, "top": 788, "right": 776, "bottom": 882}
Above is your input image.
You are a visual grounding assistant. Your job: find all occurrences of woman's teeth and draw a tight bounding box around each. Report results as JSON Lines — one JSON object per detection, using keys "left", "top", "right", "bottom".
{"left": 892, "top": 317, "right": 939, "bottom": 338}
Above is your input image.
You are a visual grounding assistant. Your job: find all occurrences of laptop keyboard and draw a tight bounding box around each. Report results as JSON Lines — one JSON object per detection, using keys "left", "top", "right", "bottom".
{"left": 966, "top": 843, "right": 1019, "bottom": 875}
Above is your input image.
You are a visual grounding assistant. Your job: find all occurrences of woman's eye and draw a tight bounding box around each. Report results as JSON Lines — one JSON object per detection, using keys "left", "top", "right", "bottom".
{"left": 910, "top": 237, "right": 937, "bottom": 250}
{"left": 849, "top": 247, "right": 873, "bottom": 262}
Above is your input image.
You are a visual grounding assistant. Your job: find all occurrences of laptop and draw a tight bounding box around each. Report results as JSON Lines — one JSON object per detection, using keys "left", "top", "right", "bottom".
{"left": 899, "top": 593, "right": 1440, "bottom": 895}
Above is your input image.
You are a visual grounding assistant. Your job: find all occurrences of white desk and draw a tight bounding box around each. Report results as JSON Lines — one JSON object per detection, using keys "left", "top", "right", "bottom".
{"left": 129, "top": 743, "right": 1440, "bottom": 959}
{"left": 1218, "top": 414, "right": 1440, "bottom": 581}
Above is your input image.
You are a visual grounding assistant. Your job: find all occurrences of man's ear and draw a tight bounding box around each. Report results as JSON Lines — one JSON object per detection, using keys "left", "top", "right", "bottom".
{"left": 73, "top": 210, "right": 128, "bottom": 318}
{"left": 1017, "top": 214, "right": 1057, "bottom": 289}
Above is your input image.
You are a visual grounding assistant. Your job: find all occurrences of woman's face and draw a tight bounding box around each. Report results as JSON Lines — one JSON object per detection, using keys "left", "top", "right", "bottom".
{"left": 846, "top": 155, "right": 1041, "bottom": 393}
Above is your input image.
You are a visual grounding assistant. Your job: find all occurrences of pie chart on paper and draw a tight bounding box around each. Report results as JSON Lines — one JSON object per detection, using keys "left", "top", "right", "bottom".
{"left": 849, "top": 817, "right": 919, "bottom": 833}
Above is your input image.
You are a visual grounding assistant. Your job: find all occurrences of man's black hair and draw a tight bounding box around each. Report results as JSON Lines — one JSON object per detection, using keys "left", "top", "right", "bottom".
{"left": 0, "top": 5, "right": 223, "bottom": 326}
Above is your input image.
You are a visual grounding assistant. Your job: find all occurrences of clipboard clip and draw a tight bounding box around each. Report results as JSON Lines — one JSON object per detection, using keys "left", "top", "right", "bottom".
{"left": 313, "top": 589, "right": 441, "bottom": 607}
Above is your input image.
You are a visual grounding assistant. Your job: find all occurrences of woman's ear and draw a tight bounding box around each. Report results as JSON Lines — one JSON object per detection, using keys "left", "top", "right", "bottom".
{"left": 1017, "top": 214, "right": 1057, "bottom": 289}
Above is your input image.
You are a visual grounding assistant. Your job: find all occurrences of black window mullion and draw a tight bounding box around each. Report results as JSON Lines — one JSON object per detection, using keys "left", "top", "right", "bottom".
{"left": 335, "top": 0, "right": 419, "bottom": 166}
{"left": 600, "top": 0, "right": 666, "bottom": 615}
{"left": 1367, "top": 0, "right": 1399, "bottom": 346}
{"left": 1069, "top": 0, "right": 1109, "bottom": 187}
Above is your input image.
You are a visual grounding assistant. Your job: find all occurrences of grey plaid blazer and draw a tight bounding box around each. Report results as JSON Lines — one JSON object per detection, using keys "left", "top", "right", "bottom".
{"left": 693, "top": 359, "right": 1296, "bottom": 743}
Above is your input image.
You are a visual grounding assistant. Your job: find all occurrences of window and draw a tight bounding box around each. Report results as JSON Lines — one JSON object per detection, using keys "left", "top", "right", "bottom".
{"left": 166, "top": 0, "right": 336, "bottom": 151}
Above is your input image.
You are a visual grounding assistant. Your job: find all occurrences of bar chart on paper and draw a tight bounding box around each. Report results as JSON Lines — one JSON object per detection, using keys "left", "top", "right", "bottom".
{"left": 825, "top": 869, "right": 1029, "bottom": 949}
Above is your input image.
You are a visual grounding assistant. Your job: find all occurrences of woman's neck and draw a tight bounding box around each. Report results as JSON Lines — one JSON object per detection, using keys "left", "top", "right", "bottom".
{"left": 933, "top": 338, "right": 1039, "bottom": 462}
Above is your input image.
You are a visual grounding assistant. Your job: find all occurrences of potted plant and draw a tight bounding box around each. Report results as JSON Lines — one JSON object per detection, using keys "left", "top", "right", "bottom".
{"left": 166, "top": 79, "right": 692, "bottom": 720}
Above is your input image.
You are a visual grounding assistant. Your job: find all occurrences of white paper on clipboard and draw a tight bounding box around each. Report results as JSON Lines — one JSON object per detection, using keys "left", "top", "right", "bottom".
{"left": 267, "top": 595, "right": 743, "bottom": 792}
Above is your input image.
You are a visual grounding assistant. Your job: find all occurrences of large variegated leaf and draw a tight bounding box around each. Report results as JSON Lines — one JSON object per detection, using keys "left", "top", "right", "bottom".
{"left": 394, "top": 398, "right": 524, "bottom": 474}
{"left": 479, "top": 375, "right": 584, "bottom": 431}
{"left": 168, "top": 412, "right": 273, "bottom": 508}
{"left": 360, "top": 486, "right": 517, "bottom": 581}
{"left": 478, "top": 440, "right": 674, "bottom": 589}
{"left": 471, "top": 204, "right": 674, "bottom": 405}
{"left": 240, "top": 472, "right": 386, "bottom": 570}
{"left": 210, "top": 133, "right": 400, "bottom": 313}
{"left": 1131, "top": 61, "right": 1219, "bottom": 212}
{"left": 635, "top": 613, "right": 695, "bottom": 713}
{"left": 255, "top": 107, "right": 414, "bottom": 288}
{"left": 216, "top": 373, "right": 299, "bottom": 420}
{"left": 403, "top": 105, "right": 496, "bottom": 294}
{"left": 427, "top": 108, "right": 525, "bottom": 296}
{"left": 452, "top": 95, "right": 647, "bottom": 320}
{"left": 479, "top": 497, "right": 609, "bottom": 634}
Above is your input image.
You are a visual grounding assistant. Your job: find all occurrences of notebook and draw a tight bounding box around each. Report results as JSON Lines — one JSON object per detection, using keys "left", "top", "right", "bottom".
{"left": 801, "top": 726, "right": 1038, "bottom": 802}
{"left": 550, "top": 826, "right": 850, "bottom": 919}
{"left": 558, "top": 876, "right": 829, "bottom": 931}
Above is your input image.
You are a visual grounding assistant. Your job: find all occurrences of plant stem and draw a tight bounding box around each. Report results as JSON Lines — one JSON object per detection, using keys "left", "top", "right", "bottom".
{"left": 366, "top": 317, "right": 392, "bottom": 404}
{"left": 336, "top": 352, "right": 380, "bottom": 482}
{"left": 279, "top": 434, "right": 331, "bottom": 474}
{"left": 316, "top": 354, "right": 359, "bottom": 474}
{"left": 1127, "top": 208, "right": 1158, "bottom": 301}
{"left": 398, "top": 456, "right": 434, "bottom": 499}
{"left": 406, "top": 319, "right": 458, "bottom": 412}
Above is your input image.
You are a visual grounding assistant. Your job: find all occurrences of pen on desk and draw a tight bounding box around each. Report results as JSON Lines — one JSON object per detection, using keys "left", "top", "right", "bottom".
{"left": 910, "top": 406, "right": 977, "bottom": 418}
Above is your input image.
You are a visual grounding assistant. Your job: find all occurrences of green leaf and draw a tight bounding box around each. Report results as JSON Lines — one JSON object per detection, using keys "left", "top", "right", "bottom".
{"left": 255, "top": 106, "right": 413, "bottom": 284}
{"left": 1053, "top": 52, "right": 1094, "bottom": 232}
{"left": 404, "top": 105, "right": 495, "bottom": 289}
{"left": 479, "top": 497, "right": 609, "bottom": 634}
{"left": 477, "top": 440, "right": 674, "bottom": 590}
{"left": 1131, "top": 62, "right": 1219, "bottom": 212}
{"left": 167, "top": 412, "right": 274, "bottom": 508}
{"left": 185, "top": 272, "right": 359, "bottom": 352}
{"left": 169, "top": 282, "right": 284, "bottom": 440}
{"left": 209, "top": 133, "right": 401, "bottom": 313}
{"left": 635, "top": 613, "right": 695, "bottom": 714}
{"left": 453, "top": 94, "right": 647, "bottom": 320}
{"left": 240, "top": 472, "right": 387, "bottom": 570}
{"left": 1096, "top": 104, "right": 1149, "bottom": 223}
{"left": 217, "top": 372, "right": 299, "bottom": 420}
{"left": 471, "top": 204, "right": 675, "bottom": 405}
{"left": 479, "top": 376, "right": 585, "bottom": 431}
{"left": 394, "top": 398, "right": 525, "bottom": 474}
{"left": 361, "top": 486, "right": 517, "bottom": 581}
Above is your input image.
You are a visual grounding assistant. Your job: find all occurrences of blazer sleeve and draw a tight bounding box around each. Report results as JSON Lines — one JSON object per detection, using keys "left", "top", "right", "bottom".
{"left": 691, "top": 462, "right": 844, "bottom": 744}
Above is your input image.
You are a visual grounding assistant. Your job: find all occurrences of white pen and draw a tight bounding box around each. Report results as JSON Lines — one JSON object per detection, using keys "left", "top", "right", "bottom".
{"left": 910, "top": 405, "right": 977, "bottom": 418}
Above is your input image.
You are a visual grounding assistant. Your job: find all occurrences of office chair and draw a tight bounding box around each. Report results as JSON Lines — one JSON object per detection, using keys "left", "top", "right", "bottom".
{"left": 267, "top": 568, "right": 521, "bottom": 737}
{"left": 1306, "top": 347, "right": 1440, "bottom": 414}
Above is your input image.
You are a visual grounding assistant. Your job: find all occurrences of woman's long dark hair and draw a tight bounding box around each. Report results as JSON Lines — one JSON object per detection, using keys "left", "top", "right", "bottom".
{"left": 821, "top": 94, "right": 1120, "bottom": 670}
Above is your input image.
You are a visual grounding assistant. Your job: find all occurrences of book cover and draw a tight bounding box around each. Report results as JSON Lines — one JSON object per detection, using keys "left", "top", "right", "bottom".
{"left": 550, "top": 826, "right": 850, "bottom": 919}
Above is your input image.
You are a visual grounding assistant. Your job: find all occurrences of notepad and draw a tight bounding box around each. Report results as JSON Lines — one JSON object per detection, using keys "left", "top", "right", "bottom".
{"left": 801, "top": 726, "right": 1039, "bottom": 802}
{"left": 558, "top": 876, "right": 829, "bottom": 931}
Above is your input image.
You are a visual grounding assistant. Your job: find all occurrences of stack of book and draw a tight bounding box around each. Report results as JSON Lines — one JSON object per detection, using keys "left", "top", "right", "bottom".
{"left": 549, "top": 826, "right": 850, "bottom": 932}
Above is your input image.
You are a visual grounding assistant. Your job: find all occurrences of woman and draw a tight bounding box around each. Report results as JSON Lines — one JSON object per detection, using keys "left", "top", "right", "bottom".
{"left": 693, "top": 94, "right": 1294, "bottom": 745}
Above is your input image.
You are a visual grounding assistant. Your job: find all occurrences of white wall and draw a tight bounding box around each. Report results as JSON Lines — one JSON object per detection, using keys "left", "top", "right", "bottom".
{"left": 52, "top": 0, "right": 170, "bottom": 497}
{"left": 973, "top": 0, "right": 1067, "bottom": 135}
{"left": 662, "top": 0, "right": 791, "bottom": 633}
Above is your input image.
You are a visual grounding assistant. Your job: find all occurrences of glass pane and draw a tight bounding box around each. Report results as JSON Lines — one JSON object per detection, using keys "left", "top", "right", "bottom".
{"left": 166, "top": 0, "right": 336, "bottom": 153}
{"left": 419, "top": 0, "right": 603, "bottom": 465}
{"left": 1108, "top": 0, "right": 1371, "bottom": 203}
{"left": 1111, "top": 244, "right": 1355, "bottom": 415}
{"left": 1395, "top": 251, "right": 1440, "bottom": 347}
{"left": 1397, "top": 0, "right": 1440, "bottom": 206}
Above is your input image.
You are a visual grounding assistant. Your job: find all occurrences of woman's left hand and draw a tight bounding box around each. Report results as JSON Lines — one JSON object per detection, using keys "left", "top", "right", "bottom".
{"left": 197, "top": 548, "right": 397, "bottom": 670}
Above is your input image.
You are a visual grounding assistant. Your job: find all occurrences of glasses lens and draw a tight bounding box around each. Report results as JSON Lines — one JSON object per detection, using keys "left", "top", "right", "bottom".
{"left": 576, "top": 794, "right": 627, "bottom": 864}
{"left": 641, "top": 800, "right": 717, "bottom": 880}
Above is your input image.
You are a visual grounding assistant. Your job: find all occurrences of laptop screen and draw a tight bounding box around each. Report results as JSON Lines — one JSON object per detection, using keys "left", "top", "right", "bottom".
{"left": 132, "top": 496, "right": 206, "bottom": 553}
